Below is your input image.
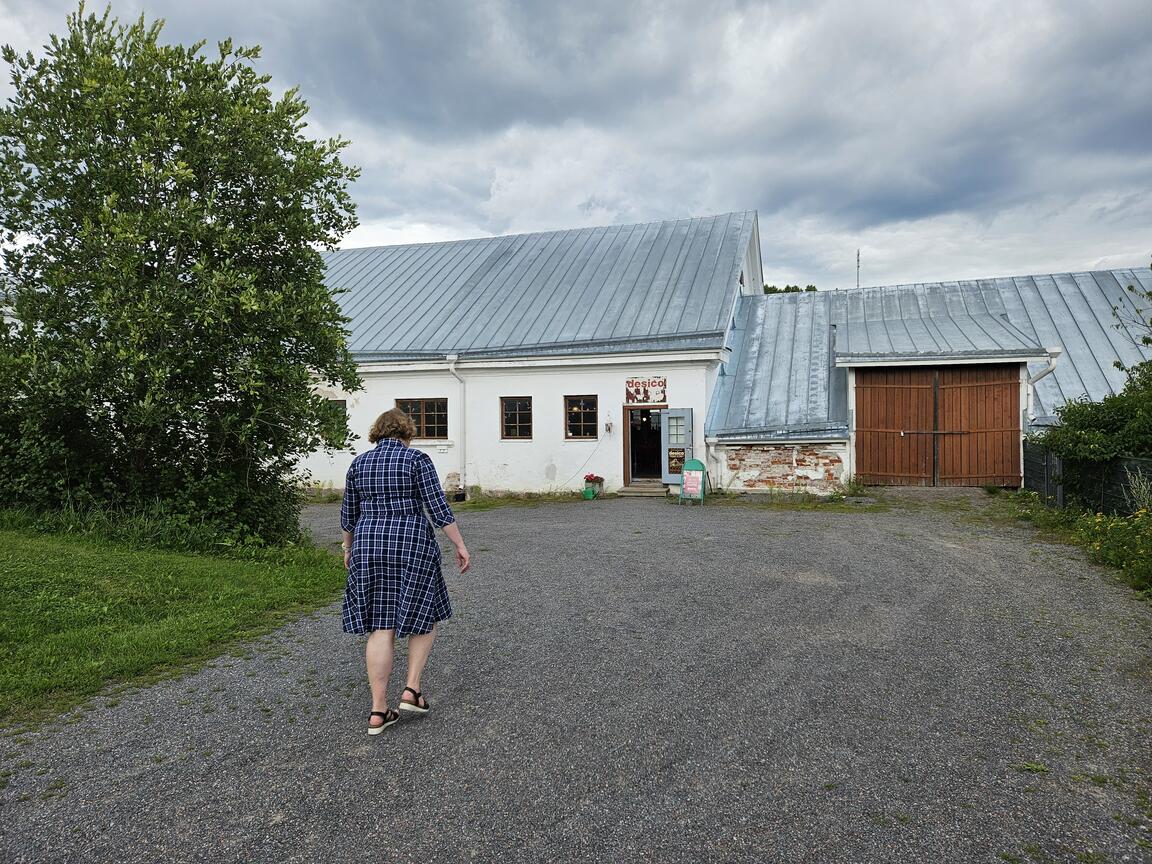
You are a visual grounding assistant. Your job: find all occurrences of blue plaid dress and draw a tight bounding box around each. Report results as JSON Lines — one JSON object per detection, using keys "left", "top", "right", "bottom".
{"left": 340, "top": 438, "right": 456, "bottom": 636}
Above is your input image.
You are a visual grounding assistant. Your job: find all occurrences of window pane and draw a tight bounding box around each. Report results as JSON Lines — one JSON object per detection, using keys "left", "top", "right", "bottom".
{"left": 396, "top": 398, "right": 448, "bottom": 438}
{"left": 426, "top": 399, "right": 448, "bottom": 437}
{"left": 502, "top": 397, "right": 532, "bottom": 439}
{"left": 397, "top": 400, "right": 421, "bottom": 434}
{"left": 565, "top": 396, "right": 597, "bottom": 439}
{"left": 669, "top": 416, "right": 685, "bottom": 445}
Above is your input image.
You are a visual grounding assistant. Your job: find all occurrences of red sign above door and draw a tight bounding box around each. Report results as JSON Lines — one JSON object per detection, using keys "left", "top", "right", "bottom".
{"left": 625, "top": 376, "right": 667, "bottom": 404}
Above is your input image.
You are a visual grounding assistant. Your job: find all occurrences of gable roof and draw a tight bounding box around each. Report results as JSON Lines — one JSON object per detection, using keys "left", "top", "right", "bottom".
{"left": 326, "top": 211, "right": 758, "bottom": 361}
{"left": 708, "top": 269, "right": 1152, "bottom": 440}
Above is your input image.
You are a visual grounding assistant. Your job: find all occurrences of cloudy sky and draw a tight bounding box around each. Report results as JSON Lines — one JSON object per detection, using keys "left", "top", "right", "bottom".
{"left": 3, "top": 0, "right": 1151, "bottom": 288}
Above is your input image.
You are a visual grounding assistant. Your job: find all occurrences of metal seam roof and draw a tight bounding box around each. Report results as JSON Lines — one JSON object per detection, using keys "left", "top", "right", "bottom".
{"left": 707, "top": 269, "right": 1152, "bottom": 439}
{"left": 328, "top": 211, "right": 758, "bottom": 359}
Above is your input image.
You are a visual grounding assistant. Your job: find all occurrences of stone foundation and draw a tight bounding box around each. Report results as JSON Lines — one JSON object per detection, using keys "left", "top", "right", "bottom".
{"left": 720, "top": 443, "right": 847, "bottom": 494}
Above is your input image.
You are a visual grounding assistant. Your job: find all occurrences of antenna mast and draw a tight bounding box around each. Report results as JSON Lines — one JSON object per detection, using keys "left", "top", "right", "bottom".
{"left": 856, "top": 248, "right": 860, "bottom": 289}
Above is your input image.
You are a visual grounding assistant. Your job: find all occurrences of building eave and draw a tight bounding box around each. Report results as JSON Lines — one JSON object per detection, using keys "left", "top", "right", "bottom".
{"left": 706, "top": 424, "right": 851, "bottom": 443}
{"left": 834, "top": 349, "right": 1049, "bottom": 367}
{"left": 355, "top": 347, "right": 725, "bottom": 374}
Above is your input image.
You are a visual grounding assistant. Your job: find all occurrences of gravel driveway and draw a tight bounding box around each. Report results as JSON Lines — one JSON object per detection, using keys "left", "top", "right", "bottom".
{"left": 2, "top": 493, "right": 1150, "bottom": 863}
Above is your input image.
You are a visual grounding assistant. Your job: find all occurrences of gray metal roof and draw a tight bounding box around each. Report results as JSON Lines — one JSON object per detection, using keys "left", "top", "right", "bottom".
{"left": 708, "top": 269, "right": 1152, "bottom": 440}
{"left": 709, "top": 291, "right": 850, "bottom": 441}
{"left": 326, "top": 211, "right": 758, "bottom": 360}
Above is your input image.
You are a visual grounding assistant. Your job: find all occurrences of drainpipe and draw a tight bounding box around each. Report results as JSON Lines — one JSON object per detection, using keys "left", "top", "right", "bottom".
{"left": 446, "top": 354, "right": 467, "bottom": 496}
{"left": 1026, "top": 348, "right": 1062, "bottom": 420}
{"left": 1027, "top": 347, "right": 1062, "bottom": 386}
{"left": 705, "top": 436, "right": 727, "bottom": 491}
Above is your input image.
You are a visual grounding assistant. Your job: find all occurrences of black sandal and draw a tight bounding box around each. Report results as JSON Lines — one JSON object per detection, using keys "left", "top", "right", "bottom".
{"left": 367, "top": 708, "right": 399, "bottom": 735}
{"left": 398, "top": 686, "right": 430, "bottom": 715}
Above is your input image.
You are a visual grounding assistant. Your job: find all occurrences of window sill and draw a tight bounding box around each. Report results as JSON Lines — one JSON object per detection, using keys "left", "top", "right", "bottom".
{"left": 412, "top": 439, "right": 453, "bottom": 448}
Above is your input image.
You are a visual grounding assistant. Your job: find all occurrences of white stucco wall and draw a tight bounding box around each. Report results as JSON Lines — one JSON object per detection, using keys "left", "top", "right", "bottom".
{"left": 301, "top": 355, "right": 719, "bottom": 493}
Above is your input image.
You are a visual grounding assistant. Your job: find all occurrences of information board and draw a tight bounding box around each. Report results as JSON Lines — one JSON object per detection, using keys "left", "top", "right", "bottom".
{"left": 681, "top": 468, "right": 704, "bottom": 500}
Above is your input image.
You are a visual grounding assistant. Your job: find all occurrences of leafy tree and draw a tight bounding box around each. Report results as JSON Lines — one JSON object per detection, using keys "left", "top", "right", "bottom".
{"left": 763, "top": 284, "right": 818, "bottom": 294}
{"left": 0, "top": 5, "right": 361, "bottom": 543}
{"left": 1036, "top": 262, "right": 1152, "bottom": 463}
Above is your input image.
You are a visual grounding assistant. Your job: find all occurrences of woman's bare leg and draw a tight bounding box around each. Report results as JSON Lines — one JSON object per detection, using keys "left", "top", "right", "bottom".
{"left": 366, "top": 629, "right": 395, "bottom": 725}
{"left": 404, "top": 626, "right": 436, "bottom": 702}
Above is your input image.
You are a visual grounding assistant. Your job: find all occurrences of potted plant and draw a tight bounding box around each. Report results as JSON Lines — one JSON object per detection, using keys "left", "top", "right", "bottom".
{"left": 583, "top": 473, "right": 604, "bottom": 499}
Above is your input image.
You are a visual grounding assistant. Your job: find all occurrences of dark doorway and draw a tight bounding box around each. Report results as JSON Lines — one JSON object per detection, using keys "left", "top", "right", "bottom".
{"left": 628, "top": 408, "right": 662, "bottom": 479}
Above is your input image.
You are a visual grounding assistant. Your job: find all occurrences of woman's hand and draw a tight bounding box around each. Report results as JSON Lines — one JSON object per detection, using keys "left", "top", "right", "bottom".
{"left": 342, "top": 530, "right": 354, "bottom": 569}
{"left": 455, "top": 544, "right": 471, "bottom": 574}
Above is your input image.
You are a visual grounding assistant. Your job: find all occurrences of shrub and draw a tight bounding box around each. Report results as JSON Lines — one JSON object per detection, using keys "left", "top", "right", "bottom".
{"left": 1123, "top": 464, "right": 1152, "bottom": 512}
{"left": 0, "top": 503, "right": 311, "bottom": 557}
{"left": 0, "top": 7, "right": 361, "bottom": 545}
{"left": 1075, "top": 509, "right": 1152, "bottom": 593}
{"left": 1012, "top": 492, "right": 1151, "bottom": 593}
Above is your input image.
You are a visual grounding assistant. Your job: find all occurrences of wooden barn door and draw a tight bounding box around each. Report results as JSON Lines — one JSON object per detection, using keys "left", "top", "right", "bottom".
{"left": 855, "top": 368, "right": 935, "bottom": 485}
{"left": 856, "top": 365, "right": 1020, "bottom": 487}
{"left": 937, "top": 365, "right": 1021, "bottom": 487}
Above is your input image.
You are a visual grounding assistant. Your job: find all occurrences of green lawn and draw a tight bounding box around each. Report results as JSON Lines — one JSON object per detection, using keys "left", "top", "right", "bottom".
{"left": 0, "top": 530, "right": 345, "bottom": 724}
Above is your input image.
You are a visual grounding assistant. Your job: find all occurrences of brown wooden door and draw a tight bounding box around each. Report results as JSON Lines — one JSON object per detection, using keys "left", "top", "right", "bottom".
{"left": 855, "top": 365, "right": 1021, "bottom": 487}
{"left": 937, "top": 365, "right": 1021, "bottom": 486}
{"left": 855, "top": 368, "right": 935, "bottom": 485}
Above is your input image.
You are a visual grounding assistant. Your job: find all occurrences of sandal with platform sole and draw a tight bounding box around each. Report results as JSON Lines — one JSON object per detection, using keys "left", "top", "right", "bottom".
{"left": 367, "top": 708, "right": 399, "bottom": 735}
{"left": 398, "top": 686, "right": 430, "bottom": 715}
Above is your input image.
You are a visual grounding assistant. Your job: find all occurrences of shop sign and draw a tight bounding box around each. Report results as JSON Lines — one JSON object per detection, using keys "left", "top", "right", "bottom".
{"left": 667, "top": 447, "right": 686, "bottom": 475}
{"left": 626, "top": 376, "right": 666, "bottom": 404}
{"left": 682, "top": 467, "right": 704, "bottom": 500}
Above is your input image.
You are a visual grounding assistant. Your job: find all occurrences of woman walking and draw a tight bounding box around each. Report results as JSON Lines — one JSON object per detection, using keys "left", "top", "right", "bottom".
{"left": 340, "top": 408, "right": 470, "bottom": 734}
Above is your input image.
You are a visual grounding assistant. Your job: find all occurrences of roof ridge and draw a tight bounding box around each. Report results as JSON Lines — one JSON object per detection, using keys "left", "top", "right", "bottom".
{"left": 330, "top": 211, "right": 755, "bottom": 254}
{"left": 823, "top": 268, "right": 1143, "bottom": 293}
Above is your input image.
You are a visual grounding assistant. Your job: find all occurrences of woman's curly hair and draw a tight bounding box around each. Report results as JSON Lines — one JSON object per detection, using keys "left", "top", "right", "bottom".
{"left": 368, "top": 407, "right": 417, "bottom": 443}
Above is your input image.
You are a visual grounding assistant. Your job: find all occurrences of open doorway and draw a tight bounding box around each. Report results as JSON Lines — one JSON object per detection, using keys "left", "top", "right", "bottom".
{"left": 626, "top": 407, "right": 663, "bottom": 482}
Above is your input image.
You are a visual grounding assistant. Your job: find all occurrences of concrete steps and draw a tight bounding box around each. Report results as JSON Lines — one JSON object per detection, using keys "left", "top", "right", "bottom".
{"left": 616, "top": 481, "right": 668, "bottom": 498}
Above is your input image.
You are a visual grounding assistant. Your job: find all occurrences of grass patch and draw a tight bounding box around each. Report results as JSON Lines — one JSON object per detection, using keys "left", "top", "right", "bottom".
{"left": 452, "top": 490, "right": 587, "bottom": 512}
{"left": 838, "top": 474, "right": 869, "bottom": 497}
{"left": 0, "top": 529, "right": 344, "bottom": 726}
{"left": 1014, "top": 762, "right": 1050, "bottom": 774}
{"left": 705, "top": 490, "right": 889, "bottom": 513}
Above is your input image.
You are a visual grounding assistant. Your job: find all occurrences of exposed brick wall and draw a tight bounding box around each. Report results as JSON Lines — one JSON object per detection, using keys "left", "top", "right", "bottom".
{"left": 721, "top": 444, "right": 847, "bottom": 494}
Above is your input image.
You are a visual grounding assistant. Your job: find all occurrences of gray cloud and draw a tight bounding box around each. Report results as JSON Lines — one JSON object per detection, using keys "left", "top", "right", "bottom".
{"left": 2, "top": 0, "right": 1150, "bottom": 286}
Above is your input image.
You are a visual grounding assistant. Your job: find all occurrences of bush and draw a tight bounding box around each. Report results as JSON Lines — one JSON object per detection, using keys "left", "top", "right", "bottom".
{"left": 0, "top": 503, "right": 311, "bottom": 558}
{"left": 1013, "top": 492, "right": 1151, "bottom": 593}
{"left": 1074, "top": 509, "right": 1152, "bottom": 592}
{"left": 0, "top": 8, "right": 361, "bottom": 545}
{"left": 1037, "top": 376, "right": 1152, "bottom": 462}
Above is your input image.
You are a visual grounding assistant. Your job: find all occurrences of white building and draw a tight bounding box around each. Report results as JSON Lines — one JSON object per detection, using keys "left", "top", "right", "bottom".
{"left": 305, "top": 208, "right": 1151, "bottom": 494}
{"left": 304, "top": 211, "right": 764, "bottom": 494}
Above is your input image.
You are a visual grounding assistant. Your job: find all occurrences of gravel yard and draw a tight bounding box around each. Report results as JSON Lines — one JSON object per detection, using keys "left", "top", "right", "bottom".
{"left": 2, "top": 493, "right": 1150, "bottom": 863}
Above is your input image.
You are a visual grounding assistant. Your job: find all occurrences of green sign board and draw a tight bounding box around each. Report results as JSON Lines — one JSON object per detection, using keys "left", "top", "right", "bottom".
{"left": 678, "top": 459, "right": 707, "bottom": 505}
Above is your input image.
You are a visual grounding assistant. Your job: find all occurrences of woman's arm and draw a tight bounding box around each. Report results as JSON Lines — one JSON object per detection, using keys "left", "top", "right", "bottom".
{"left": 414, "top": 452, "right": 470, "bottom": 574}
{"left": 340, "top": 462, "right": 360, "bottom": 569}
{"left": 441, "top": 522, "right": 470, "bottom": 574}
